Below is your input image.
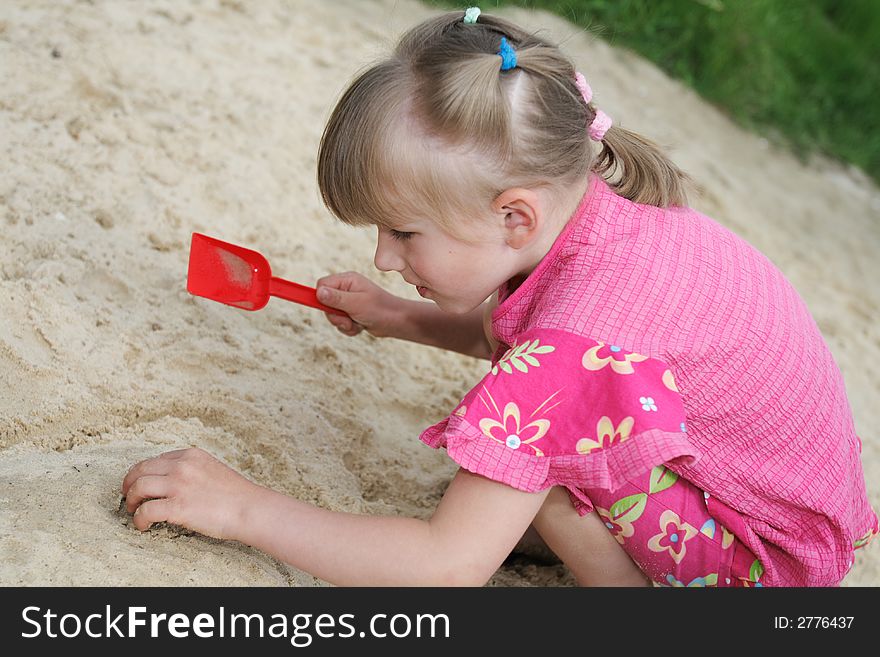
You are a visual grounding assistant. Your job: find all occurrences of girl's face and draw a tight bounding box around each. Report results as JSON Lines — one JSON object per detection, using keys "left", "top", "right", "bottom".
{"left": 373, "top": 217, "right": 518, "bottom": 314}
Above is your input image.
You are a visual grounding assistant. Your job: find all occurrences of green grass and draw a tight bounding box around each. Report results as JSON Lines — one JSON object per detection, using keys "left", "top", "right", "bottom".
{"left": 426, "top": 0, "right": 880, "bottom": 183}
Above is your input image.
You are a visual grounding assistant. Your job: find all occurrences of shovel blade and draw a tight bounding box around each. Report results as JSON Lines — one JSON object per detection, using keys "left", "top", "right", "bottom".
{"left": 186, "top": 233, "right": 271, "bottom": 310}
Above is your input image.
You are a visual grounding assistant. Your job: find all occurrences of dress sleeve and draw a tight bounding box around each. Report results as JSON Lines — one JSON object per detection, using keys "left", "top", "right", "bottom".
{"left": 420, "top": 328, "right": 698, "bottom": 498}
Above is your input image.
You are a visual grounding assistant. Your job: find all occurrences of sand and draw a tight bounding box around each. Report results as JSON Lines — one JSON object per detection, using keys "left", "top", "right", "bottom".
{"left": 1, "top": 0, "right": 877, "bottom": 587}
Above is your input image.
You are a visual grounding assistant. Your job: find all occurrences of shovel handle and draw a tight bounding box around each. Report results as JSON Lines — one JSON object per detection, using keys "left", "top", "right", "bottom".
{"left": 269, "top": 277, "right": 340, "bottom": 314}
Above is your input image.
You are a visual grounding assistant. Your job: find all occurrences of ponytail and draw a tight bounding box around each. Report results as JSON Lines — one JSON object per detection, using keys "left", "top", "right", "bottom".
{"left": 593, "top": 125, "right": 690, "bottom": 207}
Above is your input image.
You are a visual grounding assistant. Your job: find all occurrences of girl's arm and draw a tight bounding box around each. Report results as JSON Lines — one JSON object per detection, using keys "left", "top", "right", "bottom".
{"left": 315, "top": 272, "right": 494, "bottom": 360}
{"left": 389, "top": 298, "right": 493, "bottom": 360}
{"left": 122, "top": 447, "right": 547, "bottom": 586}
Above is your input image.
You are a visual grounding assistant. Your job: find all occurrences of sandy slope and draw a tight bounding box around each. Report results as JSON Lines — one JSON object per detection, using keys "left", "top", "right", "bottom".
{"left": 1, "top": 0, "right": 877, "bottom": 586}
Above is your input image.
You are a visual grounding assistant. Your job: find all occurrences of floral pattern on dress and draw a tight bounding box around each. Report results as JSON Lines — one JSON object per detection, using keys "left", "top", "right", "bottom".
{"left": 661, "top": 369, "right": 679, "bottom": 392}
{"left": 576, "top": 415, "right": 634, "bottom": 455}
{"left": 491, "top": 339, "right": 555, "bottom": 376}
{"left": 639, "top": 396, "right": 658, "bottom": 412}
{"left": 476, "top": 386, "right": 561, "bottom": 456}
{"left": 582, "top": 341, "right": 648, "bottom": 375}
{"left": 648, "top": 510, "right": 699, "bottom": 564}
{"left": 649, "top": 465, "right": 679, "bottom": 493}
{"left": 596, "top": 492, "right": 648, "bottom": 545}
{"left": 596, "top": 506, "right": 634, "bottom": 544}
{"left": 721, "top": 525, "right": 735, "bottom": 549}
{"left": 664, "top": 573, "right": 719, "bottom": 587}
{"left": 583, "top": 465, "right": 763, "bottom": 588}
{"left": 738, "top": 559, "right": 765, "bottom": 587}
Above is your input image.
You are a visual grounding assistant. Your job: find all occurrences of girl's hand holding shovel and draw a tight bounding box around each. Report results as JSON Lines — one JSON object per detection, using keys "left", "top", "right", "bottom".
{"left": 316, "top": 272, "right": 406, "bottom": 338}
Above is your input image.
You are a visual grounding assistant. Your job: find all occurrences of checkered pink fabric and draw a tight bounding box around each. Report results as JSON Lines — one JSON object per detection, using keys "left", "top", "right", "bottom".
{"left": 426, "top": 175, "right": 877, "bottom": 586}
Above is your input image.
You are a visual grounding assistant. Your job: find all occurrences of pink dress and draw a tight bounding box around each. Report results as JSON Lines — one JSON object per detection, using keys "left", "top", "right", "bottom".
{"left": 421, "top": 175, "right": 878, "bottom": 586}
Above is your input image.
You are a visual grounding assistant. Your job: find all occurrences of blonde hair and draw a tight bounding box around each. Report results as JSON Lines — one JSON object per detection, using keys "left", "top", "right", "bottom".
{"left": 317, "top": 11, "right": 688, "bottom": 235}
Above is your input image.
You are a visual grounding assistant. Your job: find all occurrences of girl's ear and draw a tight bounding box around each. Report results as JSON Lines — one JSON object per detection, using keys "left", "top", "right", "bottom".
{"left": 492, "top": 188, "right": 542, "bottom": 249}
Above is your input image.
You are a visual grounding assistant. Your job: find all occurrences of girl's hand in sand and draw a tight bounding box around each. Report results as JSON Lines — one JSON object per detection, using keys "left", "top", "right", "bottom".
{"left": 121, "top": 447, "right": 261, "bottom": 540}
{"left": 316, "top": 271, "right": 403, "bottom": 338}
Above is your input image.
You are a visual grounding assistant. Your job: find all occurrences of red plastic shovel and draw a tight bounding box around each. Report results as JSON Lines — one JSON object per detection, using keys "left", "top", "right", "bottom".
{"left": 186, "top": 232, "right": 338, "bottom": 313}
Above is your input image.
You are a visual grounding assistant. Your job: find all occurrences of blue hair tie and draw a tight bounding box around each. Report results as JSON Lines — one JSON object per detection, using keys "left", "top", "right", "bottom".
{"left": 498, "top": 37, "right": 517, "bottom": 71}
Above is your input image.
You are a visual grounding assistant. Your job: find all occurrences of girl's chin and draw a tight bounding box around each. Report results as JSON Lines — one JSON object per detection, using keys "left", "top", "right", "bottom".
{"left": 432, "top": 295, "right": 485, "bottom": 315}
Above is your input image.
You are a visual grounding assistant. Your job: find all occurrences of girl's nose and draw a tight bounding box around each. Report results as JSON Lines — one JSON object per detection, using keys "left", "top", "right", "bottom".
{"left": 374, "top": 229, "right": 405, "bottom": 272}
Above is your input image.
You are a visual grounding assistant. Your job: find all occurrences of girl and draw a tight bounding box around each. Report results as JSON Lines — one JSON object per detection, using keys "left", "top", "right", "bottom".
{"left": 122, "top": 8, "right": 877, "bottom": 587}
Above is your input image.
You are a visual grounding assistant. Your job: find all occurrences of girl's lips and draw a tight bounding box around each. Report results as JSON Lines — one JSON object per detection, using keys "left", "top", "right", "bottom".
{"left": 416, "top": 286, "right": 429, "bottom": 298}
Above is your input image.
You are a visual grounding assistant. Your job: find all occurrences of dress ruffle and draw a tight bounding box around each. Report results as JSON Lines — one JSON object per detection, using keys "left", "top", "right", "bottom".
{"left": 421, "top": 413, "right": 699, "bottom": 503}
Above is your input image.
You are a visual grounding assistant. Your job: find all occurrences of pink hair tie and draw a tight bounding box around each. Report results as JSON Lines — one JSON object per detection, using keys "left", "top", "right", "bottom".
{"left": 574, "top": 71, "right": 611, "bottom": 141}
{"left": 589, "top": 109, "right": 612, "bottom": 141}
{"left": 574, "top": 71, "right": 592, "bottom": 103}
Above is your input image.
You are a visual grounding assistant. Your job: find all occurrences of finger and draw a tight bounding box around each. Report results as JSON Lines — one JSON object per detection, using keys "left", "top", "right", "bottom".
{"left": 125, "top": 474, "right": 173, "bottom": 513}
{"left": 322, "top": 313, "right": 349, "bottom": 335}
{"left": 316, "top": 284, "right": 353, "bottom": 311}
{"left": 316, "top": 271, "right": 359, "bottom": 291}
{"left": 159, "top": 448, "right": 196, "bottom": 460}
{"left": 325, "top": 311, "right": 346, "bottom": 325}
{"left": 327, "top": 312, "right": 363, "bottom": 335}
{"left": 132, "top": 498, "right": 174, "bottom": 531}
{"left": 315, "top": 272, "right": 345, "bottom": 290}
{"left": 327, "top": 312, "right": 355, "bottom": 331}
{"left": 122, "top": 457, "right": 173, "bottom": 494}
{"left": 122, "top": 448, "right": 192, "bottom": 493}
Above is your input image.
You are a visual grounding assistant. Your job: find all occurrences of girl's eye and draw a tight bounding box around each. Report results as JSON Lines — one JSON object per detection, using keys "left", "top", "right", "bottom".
{"left": 389, "top": 229, "right": 414, "bottom": 241}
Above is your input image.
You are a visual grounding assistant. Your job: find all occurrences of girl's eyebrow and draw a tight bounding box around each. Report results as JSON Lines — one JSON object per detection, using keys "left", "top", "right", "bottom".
{"left": 382, "top": 216, "right": 422, "bottom": 231}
